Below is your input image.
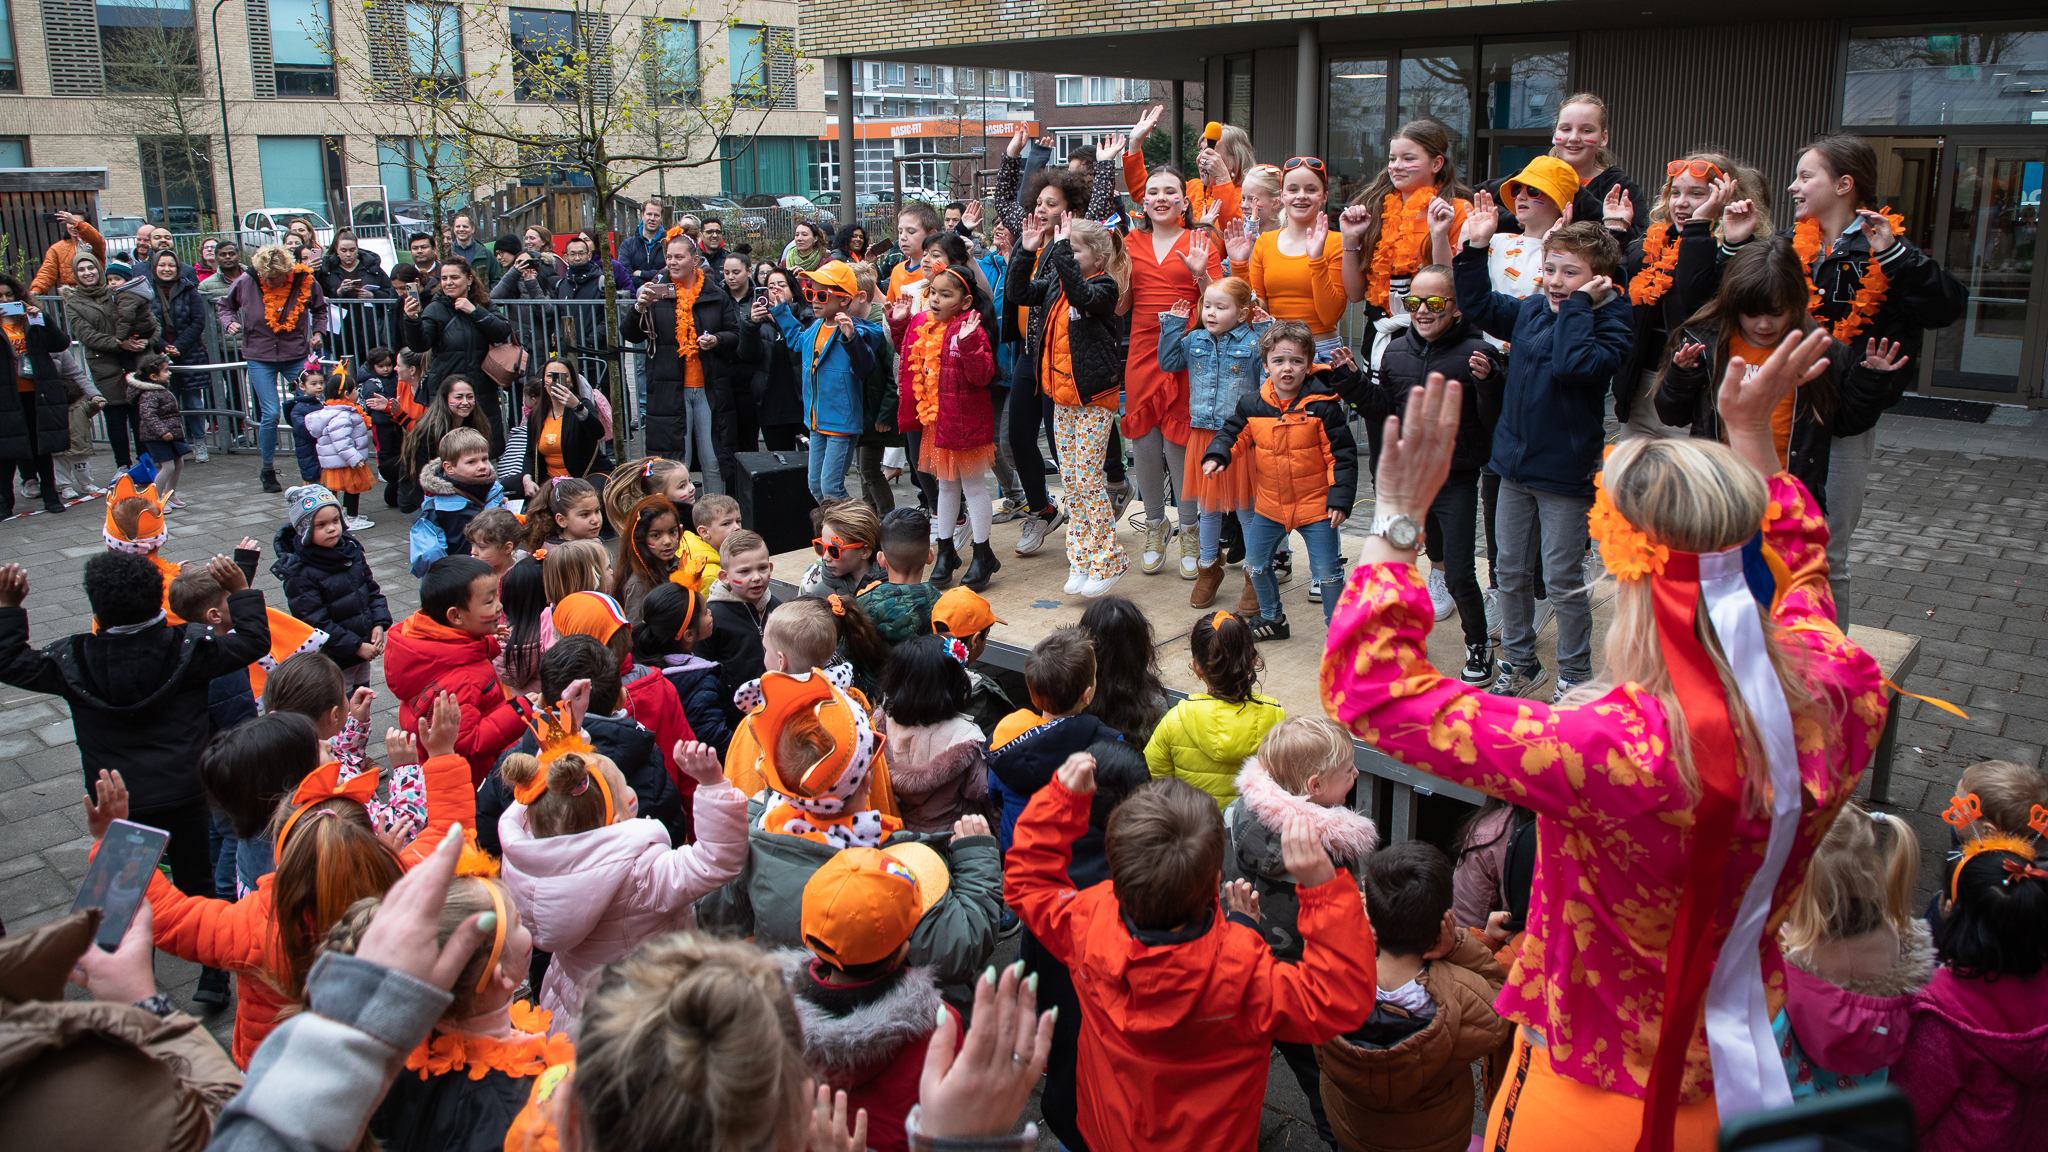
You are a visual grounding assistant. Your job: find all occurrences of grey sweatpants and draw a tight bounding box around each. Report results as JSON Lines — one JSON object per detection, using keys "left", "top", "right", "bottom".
{"left": 1495, "top": 479, "right": 1596, "bottom": 682}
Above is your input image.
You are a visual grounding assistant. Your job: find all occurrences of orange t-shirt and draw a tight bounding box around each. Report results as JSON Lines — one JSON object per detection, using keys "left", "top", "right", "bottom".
{"left": 1248, "top": 229, "right": 1347, "bottom": 334}
{"left": 887, "top": 263, "right": 921, "bottom": 302}
{"left": 1728, "top": 334, "right": 1798, "bottom": 465}
{"left": 538, "top": 416, "right": 564, "bottom": 477}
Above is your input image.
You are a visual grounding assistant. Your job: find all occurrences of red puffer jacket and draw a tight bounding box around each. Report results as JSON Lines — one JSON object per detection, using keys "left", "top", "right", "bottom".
{"left": 888, "top": 309, "right": 995, "bottom": 452}
{"left": 1007, "top": 777, "right": 1376, "bottom": 1152}
{"left": 383, "top": 610, "right": 528, "bottom": 783}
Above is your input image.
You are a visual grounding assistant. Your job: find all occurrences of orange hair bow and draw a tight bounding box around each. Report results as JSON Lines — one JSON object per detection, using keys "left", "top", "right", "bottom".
{"left": 2031, "top": 805, "right": 2048, "bottom": 840}
{"left": 2001, "top": 857, "right": 2048, "bottom": 885}
{"left": 277, "top": 761, "right": 379, "bottom": 848}
{"left": 1211, "top": 610, "right": 1233, "bottom": 632}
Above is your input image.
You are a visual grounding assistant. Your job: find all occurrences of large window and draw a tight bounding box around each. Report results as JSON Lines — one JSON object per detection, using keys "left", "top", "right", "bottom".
{"left": 1224, "top": 57, "right": 1253, "bottom": 129}
{"left": 719, "top": 135, "right": 806, "bottom": 197}
{"left": 0, "top": 1, "right": 18, "bottom": 92}
{"left": 809, "top": 139, "right": 898, "bottom": 196}
{"left": 729, "top": 24, "right": 765, "bottom": 105}
{"left": 1325, "top": 39, "right": 1567, "bottom": 190}
{"left": 138, "top": 135, "right": 214, "bottom": 228}
{"left": 510, "top": 7, "right": 574, "bottom": 101}
{"left": 1846, "top": 23, "right": 2048, "bottom": 127}
{"left": 402, "top": 1, "right": 462, "bottom": 97}
{"left": 646, "top": 18, "right": 697, "bottom": 105}
{"left": 269, "top": 0, "right": 334, "bottom": 96}
{"left": 99, "top": 0, "right": 200, "bottom": 92}
{"left": 1055, "top": 75, "right": 1145, "bottom": 106}
{"left": 1327, "top": 61, "right": 1389, "bottom": 203}
{"left": 1397, "top": 48, "right": 1474, "bottom": 176}
{"left": 258, "top": 135, "right": 343, "bottom": 215}
{"left": 377, "top": 135, "right": 465, "bottom": 209}
{"left": 1479, "top": 41, "right": 1567, "bottom": 181}
{"left": 0, "top": 138, "right": 27, "bottom": 166}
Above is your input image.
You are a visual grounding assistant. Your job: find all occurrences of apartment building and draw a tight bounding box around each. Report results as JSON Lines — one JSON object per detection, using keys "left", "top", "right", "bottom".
{"left": 0, "top": 0, "right": 823, "bottom": 227}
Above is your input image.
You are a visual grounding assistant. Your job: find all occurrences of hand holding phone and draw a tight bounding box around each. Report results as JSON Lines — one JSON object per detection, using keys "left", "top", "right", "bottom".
{"left": 70, "top": 817, "right": 168, "bottom": 953}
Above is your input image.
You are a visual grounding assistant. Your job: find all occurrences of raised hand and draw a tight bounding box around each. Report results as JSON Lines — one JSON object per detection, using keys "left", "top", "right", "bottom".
{"left": 419, "top": 691, "right": 461, "bottom": 759}
{"left": 1603, "top": 186, "right": 1634, "bottom": 228}
{"left": 1462, "top": 190, "right": 1499, "bottom": 248}
{"left": 1672, "top": 339, "right": 1706, "bottom": 369}
{"left": 1373, "top": 371, "right": 1463, "bottom": 527}
{"left": 1132, "top": 105, "right": 1162, "bottom": 143}
{"left": 1053, "top": 211, "right": 1073, "bottom": 244}
{"left": 355, "top": 822, "right": 490, "bottom": 991}
{"left": 953, "top": 813, "right": 991, "bottom": 839}
{"left": 1280, "top": 816, "right": 1336, "bottom": 888}
{"left": 805, "top": 1084, "right": 868, "bottom": 1152}
{"left": 1718, "top": 327, "right": 1834, "bottom": 474}
{"left": 1425, "top": 197, "right": 1457, "bottom": 239}
{"left": 1856, "top": 207, "right": 1899, "bottom": 253}
{"left": 1541, "top": 201, "right": 1574, "bottom": 245}
{"left": 1468, "top": 349, "right": 1492, "bottom": 381}
{"left": 1055, "top": 751, "right": 1096, "bottom": 795}
{"left": 1199, "top": 201, "right": 1220, "bottom": 226}
{"left": 953, "top": 310, "right": 981, "bottom": 345}
{"left": 84, "top": 770, "right": 129, "bottom": 840}
{"left": 1224, "top": 878, "right": 1261, "bottom": 922}
{"left": 208, "top": 553, "right": 247, "bottom": 593}
{"left": 347, "top": 687, "right": 376, "bottom": 726}
{"left": 1339, "top": 203, "right": 1373, "bottom": 246}
{"left": 832, "top": 314, "right": 855, "bottom": 342}
{"left": 1863, "top": 336, "right": 1909, "bottom": 372}
{"left": 887, "top": 295, "right": 913, "bottom": 325}
{"left": 916, "top": 960, "right": 1055, "bottom": 1139}
{"left": 1182, "top": 231, "right": 1214, "bottom": 282}
{"left": 385, "top": 727, "right": 419, "bottom": 768}
{"left": 1721, "top": 198, "right": 1760, "bottom": 245}
{"left": 1098, "top": 133, "right": 1127, "bottom": 163}
{"left": 1305, "top": 207, "right": 1330, "bottom": 253}
{"left": 1250, "top": 302, "right": 1271, "bottom": 324}
{"left": 1327, "top": 344, "right": 1357, "bottom": 372}
{"left": 1582, "top": 274, "right": 1616, "bottom": 308}
{"left": 673, "top": 740, "right": 725, "bottom": 787}
{"left": 1222, "top": 217, "right": 1254, "bottom": 265}
{"left": 961, "top": 199, "right": 983, "bottom": 229}
{"left": 1695, "top": 173, "right": 1738, "bottom": 226}
{"left": 0, "top": 563, "right": 26, "bottom": 609}
{"left": 1020, "top": 213, "right": 1046, "bottom": 252}
{"left": 1006, "top": 129, "right": 1027, "bottom": 159}
{"left": 560, "top": 677, "right": 592, "bottom": 735}
{"left": 1168, "top": 298, "right": 1191, "bottom": 319}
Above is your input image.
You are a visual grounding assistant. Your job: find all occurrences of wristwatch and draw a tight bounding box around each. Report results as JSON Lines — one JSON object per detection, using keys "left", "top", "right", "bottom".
{"left": 1367, "top": 510, "right": 1424, "bottom": 550}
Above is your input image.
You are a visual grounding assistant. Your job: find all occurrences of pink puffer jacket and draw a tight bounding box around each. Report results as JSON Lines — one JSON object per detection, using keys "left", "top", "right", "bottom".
{"left": 498, "top": 778, "right": 750, "bottom": 1034}
{"left": 1895, "top": 967, "right": 2048, "bottom": 1152}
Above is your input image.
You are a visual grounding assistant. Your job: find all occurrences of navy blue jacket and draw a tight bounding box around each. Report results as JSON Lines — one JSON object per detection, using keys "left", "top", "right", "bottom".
{"left": 1453, "top": 246, "right": 1634, "bottom": 498}
{"left": 985, "top": 712, "right": 1122, "bottom": 851}
{"left": 271, "top": 524, "right": 394, "bottom": 670}
{"left": 659, "top": 658, "right": 733, "bottom": 759}
{"left": 477, "top": 711, "right": 685, "bottom": 855}
{"left": 284, "top": 391, "right": 325, "bottom": 482}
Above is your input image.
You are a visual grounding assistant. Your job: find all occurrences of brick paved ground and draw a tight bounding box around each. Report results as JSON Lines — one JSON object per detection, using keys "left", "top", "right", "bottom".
{"left": 2, "top": 412, "right": 2043, "bottom": 1149}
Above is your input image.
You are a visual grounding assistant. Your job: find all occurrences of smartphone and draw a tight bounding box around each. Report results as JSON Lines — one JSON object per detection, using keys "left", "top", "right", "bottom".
{"left": 647, "top": 281, "right": 676, "bottom": 300}
{"left": 70, "top": 818, "right": 169, "bottom": 951}
{"left": 1717, "top": 1085, "right": 1913, "bottom": 1151}
{"left": 0, "top": 301, "right": 24, "bottom": 317}
{"left": 1679, "top": 328, "right": 1710, "bottom": 352}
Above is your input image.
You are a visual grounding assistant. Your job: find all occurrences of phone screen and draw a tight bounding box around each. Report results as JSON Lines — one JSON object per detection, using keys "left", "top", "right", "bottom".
{"left": 0, "top": 302, "right": 24, "bottom": 317}
{"left": 70, "top": 819, "right": 169, "bottom": 951}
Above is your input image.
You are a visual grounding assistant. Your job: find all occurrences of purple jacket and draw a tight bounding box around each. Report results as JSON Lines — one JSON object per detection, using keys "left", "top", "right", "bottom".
{"left": 215, "top": 267, "right": 329, "bottom": 364}
{"left": 1895, "top": 967, "right": 2048, "bottom": 1152}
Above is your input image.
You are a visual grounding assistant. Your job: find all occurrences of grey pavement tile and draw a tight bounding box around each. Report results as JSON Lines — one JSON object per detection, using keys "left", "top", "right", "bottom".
{"left": 0, "top": 778, "right": 90, "bottom": 823}
{"left": 0, "top": 866, "right": 75, "bottom": 923}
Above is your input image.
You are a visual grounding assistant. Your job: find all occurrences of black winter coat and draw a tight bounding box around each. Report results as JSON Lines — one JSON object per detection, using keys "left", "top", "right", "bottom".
{"left": 271, "top": 524, "right": 394, "bottom": 670}
{"left": 370, "top": 1060, "right": 531, "bottom": 1152}
{"left": 0, "top": 315, "right": 74, "bottom": 461}
{"left": 0, "top": 590, "right": 271, "bottom": 810}
{"left": 619, "top": 275, "right": 744, "bottom": 457}
{"left": 1337, "top": 316, "right": 1501, "bottom": 474}
{"left": 519, "top": 392, "right": 605, "bottom": 481}
{"left": 1614, "top": 219, "right": 1724, "bottom": 420}
{"left": 407, "top": 296, "right": 513, "bottom": 404}
{"left": 476, "top": 711, "right": 686, "bottom": 854}
{"left": 699, "top": 590, "right": 782, "bottom": 728}
{"left": 1007, "top": 240, "right": 1123, "bottom": 405}
{"left": 1720, "top": 226, "right": 1967, "bottom": 363}
{"left": 616, "top": 229, "right": 671, "bottom": 286}
{"left": 1654, "top": 322, "right": 1904, "bottom": 516}
{"left": 317, "top": 249, "right": 395, "bottom": 301}
{"left": 285, "top": 391, "right": 324, "bottom": 483}
{"left": 734, "top": 285, "right": 807, "bottom": 429}
{"left": 147, "top": 274, "right": 208, "bottom": 366}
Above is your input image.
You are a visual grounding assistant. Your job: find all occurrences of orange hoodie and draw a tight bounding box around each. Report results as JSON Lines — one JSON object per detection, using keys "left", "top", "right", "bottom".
{"left": 1006, "top": 777, "right": 1376, "bottom": 1152}
{"left": 142, "top": 752, "right": 474, "bottom": 1067}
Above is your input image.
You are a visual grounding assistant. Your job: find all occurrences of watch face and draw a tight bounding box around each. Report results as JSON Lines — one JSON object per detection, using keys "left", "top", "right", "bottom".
{"left": 1388, "top": 517, "right": 1420, "bottom": 549}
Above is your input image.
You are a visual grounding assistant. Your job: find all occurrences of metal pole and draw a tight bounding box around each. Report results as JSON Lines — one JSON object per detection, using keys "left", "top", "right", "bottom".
{"left": 1295, "top": 23, "right": 1319, "bottom": 159}
{"left": 1171, "top": 79, "right": 1185, "bottom": 173}
{"left": 838, "top": 57, "right": 857, "bottom": 204}
{"left": 211, "top": 0, "right": 239, "bottom": 228}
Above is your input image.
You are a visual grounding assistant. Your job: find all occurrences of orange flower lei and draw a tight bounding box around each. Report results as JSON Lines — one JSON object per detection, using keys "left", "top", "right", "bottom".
{"left": 1628, "top": 222, "right": 1680, "bottom": 307}
{"left": 1366, "top": 187, "right": 1441, "bottom": 308}
{"left": 1792, "top": 209, "right": 1903, "bottom": 343}
{"left": 670, "top": 273, "right": 704, "bottom": 363}
{"left": 261, "top": 266, "right": 315, "bottom": 334}
{"left": 905, "top": 313, "right": 947, "bottom": 430}
{"left": 1586, "top": 462, "right": 1668, "bottom": 581}
{"left": 404, "top": 1001, "right": 575, "bottom": 1081}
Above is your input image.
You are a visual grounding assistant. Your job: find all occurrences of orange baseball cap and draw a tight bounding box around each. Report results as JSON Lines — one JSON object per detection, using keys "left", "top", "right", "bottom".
{"left": 551, "top": 590, "right": 629, "bottom": 645}
{"left": 802, "top": 843, "right": 950, "bottom": 967}
{"left": 930, "top": 586, "right": 1005, "bottom": 638}
{"left": 800, "top": 260, "right": 860, "bottom": 298}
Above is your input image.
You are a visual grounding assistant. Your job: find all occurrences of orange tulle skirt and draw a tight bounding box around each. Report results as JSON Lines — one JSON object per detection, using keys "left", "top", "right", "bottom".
{"left": 322, "top": 464, "right": 373, "bottom": 495}
{"left": 920, "top": 440, "right": 995, "bottom": 482}
{"left": 1182, "top": 434, "right": 1253, "bottom": 513}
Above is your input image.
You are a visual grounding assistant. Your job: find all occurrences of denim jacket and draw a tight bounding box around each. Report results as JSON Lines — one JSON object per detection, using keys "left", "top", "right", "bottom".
{"left": 771, "top": 303, "right": 880, "bottom": 436}
{"left": 1157, "top": 315, "right": 1272, "bottom": 433}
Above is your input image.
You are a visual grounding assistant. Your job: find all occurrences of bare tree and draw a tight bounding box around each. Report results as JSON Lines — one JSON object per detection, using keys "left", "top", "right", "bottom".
{"left": 94, "top": 3, "right": 224, "bottom": 230}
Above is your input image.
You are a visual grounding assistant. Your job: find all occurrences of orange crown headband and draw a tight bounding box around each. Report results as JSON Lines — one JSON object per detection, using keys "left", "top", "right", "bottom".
{"left": 508, "top": 698, "right": 611, "bottom": 825}
{"left": 276, "top": 761, "right": 379, "bottom": 849}
{"left": 452, "top": 828, "right": 510, "bottom": 994}
{"left": 1942, "top": 792, "right": 2048, "bottom": 902}
{"left": 102, "top": 473, "right": 167, "bottom": 554}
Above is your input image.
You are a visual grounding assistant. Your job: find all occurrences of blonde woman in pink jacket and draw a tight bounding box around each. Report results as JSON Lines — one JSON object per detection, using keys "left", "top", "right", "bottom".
{"left": 498, "top": 731, "right": 747, "bottom": 1035}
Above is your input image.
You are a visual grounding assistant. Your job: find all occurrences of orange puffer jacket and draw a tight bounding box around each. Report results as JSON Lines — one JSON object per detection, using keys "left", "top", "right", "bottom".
{"left": 142, "top": 752, "right": 474, "bottom": 1068}
{"left": 1202, "top": 368, "right": 1359, "bottom": 530}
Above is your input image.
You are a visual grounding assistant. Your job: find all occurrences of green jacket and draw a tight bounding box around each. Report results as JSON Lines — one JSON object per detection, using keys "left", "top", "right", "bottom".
{"left": 858, "top": 579, "right": 943, "bottom": 645}
{"left": 695, "top": 796, "right": 1003, "bottom": 990}
{"left": 1143, "top": 693, "right": 1287, "bottom": 810}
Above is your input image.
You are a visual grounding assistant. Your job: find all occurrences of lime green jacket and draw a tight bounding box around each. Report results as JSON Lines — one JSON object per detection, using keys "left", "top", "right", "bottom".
{"left": 1143, "top": 693, "right": 1286, "bottom": 810}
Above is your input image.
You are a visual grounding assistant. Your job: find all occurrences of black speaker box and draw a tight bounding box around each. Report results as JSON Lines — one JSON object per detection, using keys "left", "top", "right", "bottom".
{"left": 732, "top": 450, "right": 818, "bottom": 555}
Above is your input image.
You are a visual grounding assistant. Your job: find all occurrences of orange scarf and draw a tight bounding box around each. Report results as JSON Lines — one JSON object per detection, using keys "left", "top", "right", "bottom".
{"left": 261, "top": 267, "right": 315, "bottom": 334}
{"left": 1367, "top": 187, "right": 1442, "bottom": 308}
{"left": 1792, "top": 210, "right": 1902, "bottom": 343}
{"left": 1628, "top": 222, "right": 1681, "bottom": 307}
{"left": 670, "top": 274, "right": 705, "bottom": 389}
{"left": 905, "top": 313, "right": 948, "bottom": 430}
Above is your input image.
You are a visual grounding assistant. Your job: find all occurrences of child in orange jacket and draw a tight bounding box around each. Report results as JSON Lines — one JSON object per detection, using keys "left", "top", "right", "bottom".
{"left": 1006, "top": 750, "right": 1376, "bottom": 1152}
{"left": 88, "top": 690, "right": 474, "bottom": 1068}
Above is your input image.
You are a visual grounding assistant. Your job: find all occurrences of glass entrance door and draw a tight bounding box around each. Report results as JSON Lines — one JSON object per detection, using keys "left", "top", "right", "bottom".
{"left": 1926, "top": 142, "right": 2046, "bottom": 403}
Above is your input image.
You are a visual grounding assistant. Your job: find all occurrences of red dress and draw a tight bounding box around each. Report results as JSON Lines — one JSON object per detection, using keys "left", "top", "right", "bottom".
{"left": 1122, "top": 227, "right": 1224, "bottom": 444}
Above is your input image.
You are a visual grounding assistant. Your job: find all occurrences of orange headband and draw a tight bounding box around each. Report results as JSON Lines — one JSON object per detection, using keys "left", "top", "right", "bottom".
{"left": 1943, "top": 792, "right": 2044, "bottom": 902}
{"left": 673, "top": 590, "right": 698, "bottom": 642}
{"left": 276, "top": 762, "right": 379, "bottom": 850}
{"left": 453, "top": 830, "right": 508, "bottom": 995}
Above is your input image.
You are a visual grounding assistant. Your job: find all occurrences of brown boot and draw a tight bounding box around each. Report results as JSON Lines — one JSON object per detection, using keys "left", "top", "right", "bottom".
{"left": 1191, "top": 561, "right": 1225, "bottom": 608}
{"left": 1236, "top": 571, "right": 1260, "bottom": 615}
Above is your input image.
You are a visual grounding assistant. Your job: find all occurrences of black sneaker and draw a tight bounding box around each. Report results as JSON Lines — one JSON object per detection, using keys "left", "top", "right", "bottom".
{"left": 260, "top": 469, "right": 283, "bottom": 494}
{"left": 1461, "top": 643, "right": 1495, "bottom": 685}
{"left": 1272, "top": 551, "right": 1293, "bottom": 584}
{"left": 1246, "top": 613, "right": 1291, "bottom": 642}
{"left": 194, "top": 965, "right": 232, "bottom": 1006}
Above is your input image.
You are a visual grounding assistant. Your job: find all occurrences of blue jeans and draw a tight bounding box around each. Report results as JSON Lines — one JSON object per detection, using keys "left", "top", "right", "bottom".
{"left": 247, "top": 359, "right": 296, "bottom": 467}
{"left": 806, "top": 432, "right": 856, "bottom": 501}
{"left": 179, "top": 376, "right": 212, "bottom": 442}
{"left": 208, "top": 807, "right": 239, "bottom": 898}
{"left": 1245, "top": 512, "right": 1343, "bottom": 624}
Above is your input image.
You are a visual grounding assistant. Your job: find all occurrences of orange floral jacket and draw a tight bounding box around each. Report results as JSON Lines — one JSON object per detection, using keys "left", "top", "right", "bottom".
{"left": 1320, "top": 474, "right": 1887, "bottom": 1102}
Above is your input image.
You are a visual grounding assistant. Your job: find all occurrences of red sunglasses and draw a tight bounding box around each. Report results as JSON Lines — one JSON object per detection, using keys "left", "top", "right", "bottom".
{"left": 812, "top": 536, "right": 862, "bottom": 561}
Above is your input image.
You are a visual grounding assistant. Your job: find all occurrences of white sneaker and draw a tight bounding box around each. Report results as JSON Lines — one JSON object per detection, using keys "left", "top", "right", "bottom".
{"left": 1064, "top": 568, "right": 1087, "bottom": 595}
{"left": 1079, "top": 569, "right": 1124, "bottom": 598}
{"left": 1178, "top": 527, "right": 1198, "bottom": 579}
{"left": 1427, "top": 567, "right": 1454, "bottom": 621}
{"left": 166, "top": 493, "right": 188, "bottom": 509}
{"left": 21, "top": 479, "right": 39, "bottom": 499}
{"left": 1140, "top": 520, "right": 1167, "bottom": 575}
{"left": 345, "top": 515, "right": 375, "bottom": 531}
{"left": 1484, "top": 588, "right": 1502, "bottom": 638}
{"left": 1552, "top": 676, "right": 1586, "bottom": 705}
{"left": 194, "top": 445, "right": 210, "bottom": 463}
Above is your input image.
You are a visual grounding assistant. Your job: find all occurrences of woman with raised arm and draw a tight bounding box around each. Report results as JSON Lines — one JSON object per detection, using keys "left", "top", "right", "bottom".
{"left": 1323, "top": 333, "right": 1889, "bottom": 1152}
